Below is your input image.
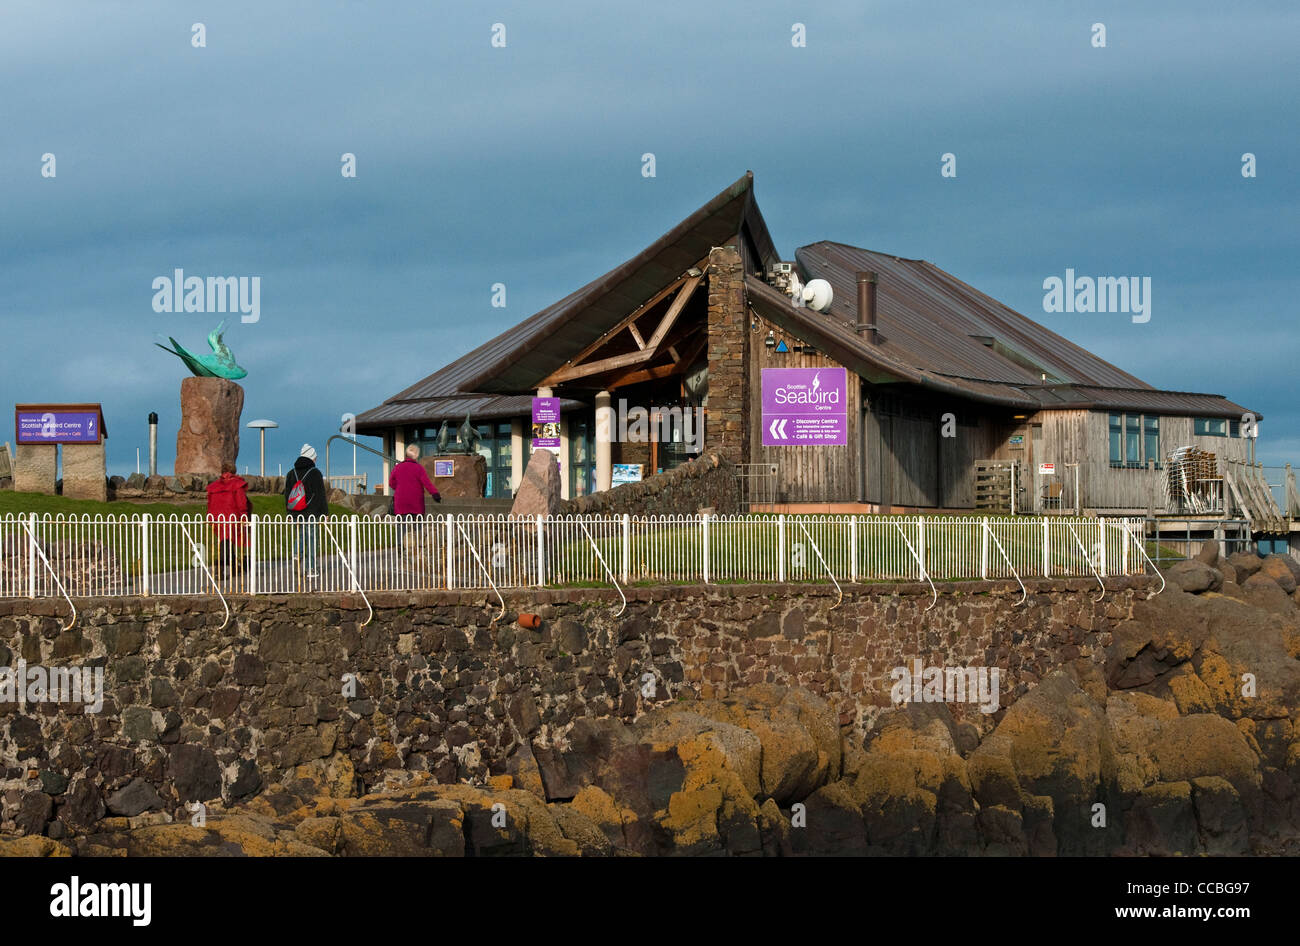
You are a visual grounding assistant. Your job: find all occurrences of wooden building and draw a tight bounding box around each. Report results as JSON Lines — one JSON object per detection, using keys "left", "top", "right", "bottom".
{"left": 356, "top": 172, "right": 1260, "bottom": 516}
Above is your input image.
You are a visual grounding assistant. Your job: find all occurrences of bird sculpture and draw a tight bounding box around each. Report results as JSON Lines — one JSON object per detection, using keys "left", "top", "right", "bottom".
{"left": 435, "top": 421, "right": 451, "bottom": 454}
{"left": 456, "top": 414, "right": 482, "bottom": 455}
{"left": 155, "top": 321, "right": 248, "bottom": 379}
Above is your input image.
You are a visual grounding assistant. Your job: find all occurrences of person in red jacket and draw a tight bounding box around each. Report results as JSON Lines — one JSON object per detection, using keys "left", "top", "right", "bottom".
{"left": 206, "top": 462, "right": 251, "bottom": 579}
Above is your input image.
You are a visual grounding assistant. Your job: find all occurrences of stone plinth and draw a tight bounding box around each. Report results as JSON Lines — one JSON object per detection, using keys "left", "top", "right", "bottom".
{"left": 62, "top": 442, "right": 107, "bottom": 502}
{"left": 176, "top": 378, "right": 244, "bottom": 477}
{"left": 12, "top": 443, "right": 56, "bottom": 495}
{"left": 422, "top": 454, "right": 486, "bottom": 505}
{"left": 511, "top": 449, "right": 561, "bottom": 517}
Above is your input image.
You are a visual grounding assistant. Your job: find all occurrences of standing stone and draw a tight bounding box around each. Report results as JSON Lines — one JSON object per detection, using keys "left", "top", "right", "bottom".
{"left": 175, "top": 377, "right": 244, "bottom": 477}
{"left": 511, "top": 449, "right": 562, "bottom": 517}
{"left": 421, "top": 454, "right": 486, "bottom": 504}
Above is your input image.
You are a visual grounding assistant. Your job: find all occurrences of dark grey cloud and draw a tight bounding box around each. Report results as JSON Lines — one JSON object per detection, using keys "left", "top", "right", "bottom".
{"left": 1, "top": 0, "right": 1295, "bottom": 485}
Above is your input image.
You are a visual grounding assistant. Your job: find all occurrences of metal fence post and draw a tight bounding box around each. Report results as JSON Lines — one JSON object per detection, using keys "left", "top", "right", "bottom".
{"left": 702, "top": 513, "right": 710, "bottom": 584}
{"left": 248, "top": 514, "right": 258, "bottom": 595}
{"left": 917, "top": 516, "right": 926, "bottom": 582}
{"left": 980, "top": 516, "right": 989, "bottom": 580}
{"left": 27, "top": 512, "right": 37, "bottom": 598}
{"left": 777, "top": 515, "right": 785, "bottom": 582}
{"left": 849, "top": 515, "right": 857, "bottom": 582}
{"left": 1122, "top": 518, "right": 1131, "bottom": 574}
{"left": 1098, "top": 516, "right": 1107, "bottom": 577}
{"left": 445, "top": 514, "right": 455, "bottom": 590}
{"left": 141, "top": 513, "right": 151, "bottom": 596}
{"left": 536, "top": 514, "right": 545, "bottom": 587}
{"left": 1042, "top": 517, "right": 1050, "bottom": 577}
{"left": 349, "top": 515, "right": 359, "bottom": 589}
{"left": 621, "top": 514, "right": 630, "bottom": 584}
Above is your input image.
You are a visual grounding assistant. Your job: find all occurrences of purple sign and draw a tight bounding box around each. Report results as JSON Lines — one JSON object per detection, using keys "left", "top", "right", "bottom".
{"left": 16, "top": 410, "right": 103, "bottom": 445}
{"left": 761, "top": 368, "right": 847, "bottom": 446}
{"left": 532, "top": 397, "right": 560, "bottom": 451}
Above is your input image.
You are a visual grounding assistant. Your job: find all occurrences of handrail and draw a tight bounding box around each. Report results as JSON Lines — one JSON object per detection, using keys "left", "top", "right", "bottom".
{"left": 1063, "top": 521, "right": 1106, "bottom": 602}
{"left": 575, "top": 518, "right": 627, "bottom": 617}
{"left": 451, "top": 517, "right": 507, "bottom": 623}
{"left": 982, "top": 519, "right": 1028, "bottom": 606}
{"left": 892, "top": 520, "right": 936, "bottom": 611}
{"left": 1106, "top": 521, "right": 1164, "bottom": 599}
{"left": 795, "top": 519, "right": 843, "bottom": 610}
{"left": 326, "top": 434, "right": 397, "bottom": 495}
{"left": 20, "top": 516, "right": 76, "bottom": 630}
{"left": 176, "top": 520, "right": 230, "bottom": 630}
{"left": 319, "top": 518, "right": 374, "bottom": 628}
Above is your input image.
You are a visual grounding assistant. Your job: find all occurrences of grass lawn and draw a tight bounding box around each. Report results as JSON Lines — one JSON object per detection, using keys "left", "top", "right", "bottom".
{"left": 0, "top": 490, "right": 352, "bottom": 519}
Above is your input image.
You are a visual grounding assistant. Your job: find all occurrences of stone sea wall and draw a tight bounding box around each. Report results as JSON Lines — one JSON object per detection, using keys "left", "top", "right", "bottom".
{"left": 0, "top": 577, "right": 1145, "bottom": 841}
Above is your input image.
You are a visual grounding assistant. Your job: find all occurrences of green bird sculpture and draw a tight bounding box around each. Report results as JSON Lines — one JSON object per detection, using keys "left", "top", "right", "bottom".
{"left": 155, "top": 321, "right": 248, "bottom": 379}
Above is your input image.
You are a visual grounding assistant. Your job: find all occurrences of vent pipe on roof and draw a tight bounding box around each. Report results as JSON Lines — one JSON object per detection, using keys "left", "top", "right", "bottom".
{"left": 856, "top": 271, "right": 878, "bottom": 344}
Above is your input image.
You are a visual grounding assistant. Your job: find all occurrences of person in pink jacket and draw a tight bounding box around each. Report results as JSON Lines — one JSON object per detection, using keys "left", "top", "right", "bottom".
{"left": 390, "top": 444, "right": 441, "bottom": 514}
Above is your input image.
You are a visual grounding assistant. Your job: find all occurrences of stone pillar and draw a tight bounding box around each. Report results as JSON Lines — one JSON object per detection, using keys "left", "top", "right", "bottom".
{"left": 13, "top": 443, "right": 56, "bottom": 494}
{"left": 62, "top": 442, "right": 107, "bottom": 501}
{"left": 595, "top": 390, "right": 612, "bottom": 492}
{"left": 706, "top": 245, "right": 749, "bottom": 463}
{"left": 175, "top": 378, "right": 244, "bottom": 476}
{"left": 510, "top": 418, "right": 525, "bottom": 494}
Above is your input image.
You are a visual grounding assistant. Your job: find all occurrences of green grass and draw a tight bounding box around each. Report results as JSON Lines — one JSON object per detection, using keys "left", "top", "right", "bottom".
{"left": 0, "top": 490, "right": 352, "bottom": 519}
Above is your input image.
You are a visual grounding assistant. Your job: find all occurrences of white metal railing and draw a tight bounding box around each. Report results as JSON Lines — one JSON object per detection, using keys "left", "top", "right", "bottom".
{"left": 0, "top": 512, "right": 1153, "bottom": 601}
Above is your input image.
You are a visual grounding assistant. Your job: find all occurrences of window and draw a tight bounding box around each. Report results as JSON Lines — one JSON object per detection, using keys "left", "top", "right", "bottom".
{"left": 1109, "top": 413, "right": 1159, "bottom": 468}
{"left": 1194, "top": 417, "right": 1228, "bottom": 437}
{"left": 410, "top": 420, "right": 515, "bottom": 498}
{"left": 569, "top": 415, "right": 595, "bottom": 497}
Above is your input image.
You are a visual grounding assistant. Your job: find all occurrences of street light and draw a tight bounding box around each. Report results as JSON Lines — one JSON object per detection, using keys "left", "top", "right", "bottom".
{"left": 246, "top": 419, "right": 278, "bottom": 477}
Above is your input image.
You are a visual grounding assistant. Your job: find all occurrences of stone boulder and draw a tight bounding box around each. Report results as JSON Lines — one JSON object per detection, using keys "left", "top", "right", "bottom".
{"left": 175, "top": 376, "right": 244, "bottom": 476}
{"left": 1164, "top": 559, "right": 1221, "bottom": 594}
{"left": 1195, "top": 541, "right": 1221, "bottom": 568}
{"left": 1227, "top": 551, "right": 1264, "bottom": 582}
{"left": 1259, "top": 555, "right": 1298, "bottom": 594}
{"left": 511, "top": 450, "right": 561, "bottom": 518}
{"left": 420, "top": 454, "right": 487, "bottom": 503}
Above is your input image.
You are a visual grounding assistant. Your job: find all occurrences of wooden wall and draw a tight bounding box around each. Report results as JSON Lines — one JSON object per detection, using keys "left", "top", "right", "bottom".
{"left": 1031, "top": 410, "right": 1256, "bottom": 512}
{"left": 746, "top": 325, "right": 861, "bottom": 503}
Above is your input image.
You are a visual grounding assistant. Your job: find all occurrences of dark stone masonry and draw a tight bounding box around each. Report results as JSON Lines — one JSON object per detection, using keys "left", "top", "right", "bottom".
{"left": 0, "top": 577, "right": 1147, "bottom": 838}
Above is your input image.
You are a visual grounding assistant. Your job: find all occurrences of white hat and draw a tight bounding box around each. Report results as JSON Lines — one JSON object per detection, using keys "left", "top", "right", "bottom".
{"left": 300, "top": 443, "right": 317, "bottom": 461}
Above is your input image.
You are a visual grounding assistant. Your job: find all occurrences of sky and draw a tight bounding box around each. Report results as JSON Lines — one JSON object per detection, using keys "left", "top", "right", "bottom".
{"left": 2, "top": 0, "right": 1296, "bottom": 488}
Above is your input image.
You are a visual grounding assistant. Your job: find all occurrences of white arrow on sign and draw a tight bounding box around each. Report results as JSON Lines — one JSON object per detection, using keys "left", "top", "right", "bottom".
{"left": 769, "top": 418, "right": 788, "bottom": 440}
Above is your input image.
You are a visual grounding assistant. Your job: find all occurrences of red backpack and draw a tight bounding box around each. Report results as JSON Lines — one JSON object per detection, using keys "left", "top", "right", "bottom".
{"left": 287, "top": 471, "right": 308, "bottom": 512}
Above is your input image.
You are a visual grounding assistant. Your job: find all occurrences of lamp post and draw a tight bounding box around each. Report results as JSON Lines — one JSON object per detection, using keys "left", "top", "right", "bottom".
{"left": 246, "top": 419, "right": 278, "bottom": 477}
{"left": 148, "top": 412, "right": 158, "bottom": 476}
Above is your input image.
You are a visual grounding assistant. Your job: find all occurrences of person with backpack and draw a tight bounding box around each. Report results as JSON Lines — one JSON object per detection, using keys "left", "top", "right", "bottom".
{"left": 206, "top": 461, "right": 250, "bottom": 580}
{"left": 284, "top": 443, "right": 328, "bottom": 579}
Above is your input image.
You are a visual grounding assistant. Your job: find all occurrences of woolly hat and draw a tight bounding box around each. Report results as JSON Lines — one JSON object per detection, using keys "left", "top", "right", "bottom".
{"left": 300, "top": 443, "right": 317, "bottom": 461}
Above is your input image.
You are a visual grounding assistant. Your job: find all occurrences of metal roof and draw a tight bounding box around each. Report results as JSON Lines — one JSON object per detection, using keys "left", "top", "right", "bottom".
{"left": 357, "top": 172, "right": 774, "bottom": 431}
{"left": 751, "top": 244, "right": 1255, "bottom": 419}
{"left": 358, "top": 174, "right": 1255, "bottom": 429}
{"left": 355, "top": 394, "right": 585, "bottom": 431}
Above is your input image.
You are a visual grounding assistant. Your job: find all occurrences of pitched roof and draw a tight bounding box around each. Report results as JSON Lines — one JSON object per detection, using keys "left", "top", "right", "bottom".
{"left": 358, "top": 174, "right": 1255, "bottom": 430}
{"left": 356, "top": 172, "right": 773, "bottom": 431}
{"left": 770, "top": 241, "right": 1255, "bottom": 419}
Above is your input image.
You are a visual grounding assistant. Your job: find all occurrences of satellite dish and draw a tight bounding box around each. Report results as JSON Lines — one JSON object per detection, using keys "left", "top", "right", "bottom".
{"left": 802, "top": 279, "right": 834, "bottom": 312}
